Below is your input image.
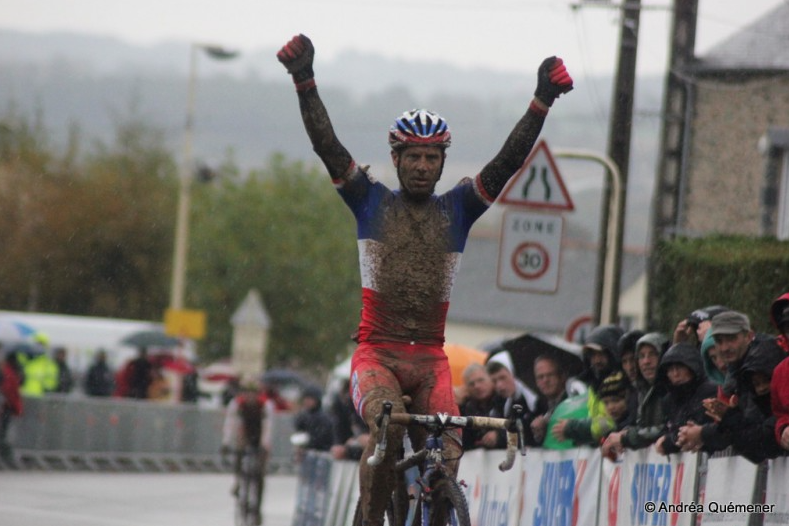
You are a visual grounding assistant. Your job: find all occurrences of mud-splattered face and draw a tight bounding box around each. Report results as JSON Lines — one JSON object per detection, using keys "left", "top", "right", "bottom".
{"left": 391, "top": 145, "right": 445, "bottom": 200}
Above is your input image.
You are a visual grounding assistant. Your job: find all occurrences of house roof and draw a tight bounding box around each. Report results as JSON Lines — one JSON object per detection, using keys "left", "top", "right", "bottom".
{"left": 446, "top": 233, "right": 646, "bottom": 334}
{"left": 695, "top": 2, "right": 789, "bottom": 72}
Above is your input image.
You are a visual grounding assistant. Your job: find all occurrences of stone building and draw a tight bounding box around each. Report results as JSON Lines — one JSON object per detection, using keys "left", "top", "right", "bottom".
{"left": 667, "top": 2, "right": 789, "bottom": 238}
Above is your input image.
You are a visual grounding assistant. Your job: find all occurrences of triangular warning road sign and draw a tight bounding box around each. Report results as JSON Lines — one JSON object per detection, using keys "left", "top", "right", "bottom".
{"left": 499, "top": 140, "right": 574, "bottom": 211}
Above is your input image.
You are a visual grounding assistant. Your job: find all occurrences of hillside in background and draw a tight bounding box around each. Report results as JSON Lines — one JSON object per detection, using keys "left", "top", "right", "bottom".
{"left": 0, "top": 29, "right": 665, "bottom": 247}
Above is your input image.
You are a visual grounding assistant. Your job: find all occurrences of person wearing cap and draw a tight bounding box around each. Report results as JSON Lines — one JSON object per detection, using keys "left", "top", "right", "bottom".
{"left": 551, "top": 324, "right": 623, "bottom": 446}
{"left": 677, "top": 310, "right": 764, "bottom": 453}
{"left": 769, "top": 291, "right": 789, "bottom": 452}
{"left": 654, "top": 342, "right": 721, "bottom": 456}
{"left": 598, "top": 371, "right": 634, "bottom": 432}
{"left": 703, "top": 337, "right": 785, "bottom": 463}
{"left": 602, "top": 332, "right": 670, "bottom": 457}
{"left": 673, "top": 305, "right": 730, "bottom": 348}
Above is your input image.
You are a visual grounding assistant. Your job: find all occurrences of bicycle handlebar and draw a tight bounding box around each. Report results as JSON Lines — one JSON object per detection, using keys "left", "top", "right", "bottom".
{"left": 366, "top": 401, "right": 526, "bottom": 472}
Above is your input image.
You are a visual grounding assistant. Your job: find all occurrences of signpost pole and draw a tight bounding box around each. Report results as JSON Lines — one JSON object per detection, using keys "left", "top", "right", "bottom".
{"left": 552, "top": 149, "right": 623, "bottom": 326}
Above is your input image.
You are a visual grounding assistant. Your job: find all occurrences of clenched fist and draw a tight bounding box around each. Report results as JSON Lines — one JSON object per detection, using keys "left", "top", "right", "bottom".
{"left": 534, "top": 56, "right": 573, "bottom": 107}
{"left": 277, "top": 34, "right": 315, "bottom": 83}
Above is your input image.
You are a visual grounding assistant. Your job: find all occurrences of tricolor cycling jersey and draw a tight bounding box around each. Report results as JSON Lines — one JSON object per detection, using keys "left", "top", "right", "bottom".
{"left": 335, "top": 165, "right": 492, "bottom": 345}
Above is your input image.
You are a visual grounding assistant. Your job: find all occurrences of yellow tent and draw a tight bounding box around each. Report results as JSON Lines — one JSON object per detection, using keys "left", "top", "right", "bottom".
{"left": 444, "top": 343, "right": 488, "bottom": 388}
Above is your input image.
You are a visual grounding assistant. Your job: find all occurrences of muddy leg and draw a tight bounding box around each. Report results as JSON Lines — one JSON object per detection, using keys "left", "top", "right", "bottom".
{"left": 359, "top": 390, "right": 406, "bottom": 526}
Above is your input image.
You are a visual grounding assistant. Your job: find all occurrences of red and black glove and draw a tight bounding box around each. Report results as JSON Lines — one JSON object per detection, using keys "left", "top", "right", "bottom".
{"left": 276, "top": 34, "right": 315, "bottom": 85}
{"left": 534, "top": 56, "right": 573, "bottom": 107}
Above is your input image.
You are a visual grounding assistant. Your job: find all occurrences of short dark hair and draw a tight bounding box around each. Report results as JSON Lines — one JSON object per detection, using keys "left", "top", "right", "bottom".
{"left": 533, "top": 354, "right": 566, "bottom": 378}
{"left": 486, "top": 360, "right": 509, "bottom": 376}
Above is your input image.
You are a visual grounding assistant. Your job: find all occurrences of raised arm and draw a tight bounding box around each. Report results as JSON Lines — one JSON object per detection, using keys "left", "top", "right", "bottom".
{"left": 478, "top": 57, "right": 573, "bottom": 200}
{"left": 277, "top": 34, "right": 354, "bottom": 180}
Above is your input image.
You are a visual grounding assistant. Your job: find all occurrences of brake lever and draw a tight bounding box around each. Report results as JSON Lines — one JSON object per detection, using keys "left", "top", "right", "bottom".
{"left": 368, "top": 401, "right": 393, "bottom": 466}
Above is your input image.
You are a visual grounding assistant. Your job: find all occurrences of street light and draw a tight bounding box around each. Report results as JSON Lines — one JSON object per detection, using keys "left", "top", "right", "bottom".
{"left": 169, "top": 42, "right": 239, "bottom": 312}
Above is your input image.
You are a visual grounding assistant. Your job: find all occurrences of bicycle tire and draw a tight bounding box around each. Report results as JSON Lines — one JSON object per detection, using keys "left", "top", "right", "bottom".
{"left": 236, "top": 450, "right": 262, "bottom": 526}
{"left": 423, "top": 477, "right": 470, "bottom": 526}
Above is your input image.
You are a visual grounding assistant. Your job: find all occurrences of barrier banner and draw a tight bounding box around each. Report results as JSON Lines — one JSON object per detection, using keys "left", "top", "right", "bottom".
{"left": 521, "top": 447, "right": 600, "bottom": 526}
{"left": 700, "top": 455, "right": 759, "bottom": 525}
{"left": 765, "top": 457, "right": 789, "bottom": 525}
{"left": 460, "top": 448, "right": 523, "bottom": 526}
{"left": 341, "top": 476, "right": 361, "bottom": 526}
{"left": 600, "top": 447, "right": 698, "bottom": 526}
{"left": 292, "top": 452, "right": 333, "bottom": 526}
{"left": 325, "top": 460, "right": 358, "bottom": 526}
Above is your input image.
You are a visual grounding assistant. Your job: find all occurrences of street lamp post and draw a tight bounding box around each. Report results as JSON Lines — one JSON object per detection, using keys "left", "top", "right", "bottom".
{"left": 169, "top": 43, "right": 238, "bottom": 312}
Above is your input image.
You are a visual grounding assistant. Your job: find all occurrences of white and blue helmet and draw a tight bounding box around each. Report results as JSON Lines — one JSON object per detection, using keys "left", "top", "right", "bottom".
{"left": 388, "top": 109, "right": 451, "bottom": 151}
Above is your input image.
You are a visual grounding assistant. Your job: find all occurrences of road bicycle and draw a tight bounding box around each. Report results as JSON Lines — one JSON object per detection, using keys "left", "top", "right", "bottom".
{"left": 352, "top": 400, "right": 525, "bottom": 526}
{"left": 235, "top": 445, "right": 264, "bottom": 526}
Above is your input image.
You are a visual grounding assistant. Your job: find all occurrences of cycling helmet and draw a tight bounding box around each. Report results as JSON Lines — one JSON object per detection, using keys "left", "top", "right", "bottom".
{"left": 388, "top": 109, "right": 451, "bottom": 150}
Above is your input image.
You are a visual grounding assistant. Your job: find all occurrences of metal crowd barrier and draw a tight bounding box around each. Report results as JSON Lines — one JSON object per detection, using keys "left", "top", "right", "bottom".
{"left": 2, "top": 395, "right": 297, "bottom": 473}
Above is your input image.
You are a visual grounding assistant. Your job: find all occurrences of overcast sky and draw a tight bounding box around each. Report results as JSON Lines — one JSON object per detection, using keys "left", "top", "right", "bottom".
{"left": 0, "top": 0, "right": 785, "bottom": 76}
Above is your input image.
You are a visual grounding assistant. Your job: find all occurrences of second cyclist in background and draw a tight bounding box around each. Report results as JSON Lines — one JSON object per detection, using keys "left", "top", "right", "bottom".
{"left": 222, "top": 375, "right": 274, "bottom": 525}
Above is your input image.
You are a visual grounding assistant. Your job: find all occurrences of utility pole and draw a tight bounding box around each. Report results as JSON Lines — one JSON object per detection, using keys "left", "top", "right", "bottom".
{"left": 572, "top": 0, "right": 642, "bottom": 325}
{"left": 647, "top": 0, "right": 698, "bottom": 327}
{"left": 604, "top": 0, "right": 641, "bottom": 326}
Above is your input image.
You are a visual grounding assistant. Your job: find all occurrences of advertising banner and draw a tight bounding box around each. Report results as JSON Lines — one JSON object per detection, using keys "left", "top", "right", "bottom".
{"left": 601, "top": 447, "right": 698, "bottom": 526}
{"left": 460, "top": 448, "right": 524, "bottom": 526}
{"left": 701, "top": 455, "right": 764, "bottom": 526}
{"left": 521, "top": 447, "right": 601, "bottom": 526}
{"left": 765, "top": 457, "right": 789, "bottom": 525}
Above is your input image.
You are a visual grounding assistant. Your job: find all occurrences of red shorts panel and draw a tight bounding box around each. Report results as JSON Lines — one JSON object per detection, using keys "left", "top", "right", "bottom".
{"left": 349, "top": 341, "right": 458, "bottom": 421}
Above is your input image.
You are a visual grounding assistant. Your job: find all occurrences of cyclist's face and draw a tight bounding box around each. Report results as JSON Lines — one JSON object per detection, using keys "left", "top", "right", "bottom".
{"left": 393, "top": 145, "right": 444, "bottom": 199}
{"left": 465, "top": 369, "right": 493, "bottom": 401}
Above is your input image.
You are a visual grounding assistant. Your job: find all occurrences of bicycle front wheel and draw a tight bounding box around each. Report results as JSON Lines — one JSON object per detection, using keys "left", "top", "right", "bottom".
{"left": 424, "top": 478, "right": 470, "bottom": 526}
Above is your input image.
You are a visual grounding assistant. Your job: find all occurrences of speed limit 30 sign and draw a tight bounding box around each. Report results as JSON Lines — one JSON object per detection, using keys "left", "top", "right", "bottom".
{"left": 497, "top": 209, "right": 563, "bottom": 293}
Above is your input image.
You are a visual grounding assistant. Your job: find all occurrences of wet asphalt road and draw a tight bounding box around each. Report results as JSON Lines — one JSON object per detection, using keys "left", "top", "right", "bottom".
{"left": 0, "top": 471, "right": 297, "bottom": 526}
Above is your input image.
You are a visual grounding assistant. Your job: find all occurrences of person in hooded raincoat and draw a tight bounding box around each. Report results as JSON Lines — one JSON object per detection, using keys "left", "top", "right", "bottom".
{"left": 654, "top": 342, "right": 721, "bottom": 455}
{"left": 602, "top": 332, "right": 670, "bottom": 457}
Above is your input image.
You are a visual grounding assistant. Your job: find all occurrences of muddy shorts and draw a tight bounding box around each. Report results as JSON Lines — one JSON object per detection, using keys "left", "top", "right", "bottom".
{"left": 350, "top": 341, "right": 459, "bottom": 423}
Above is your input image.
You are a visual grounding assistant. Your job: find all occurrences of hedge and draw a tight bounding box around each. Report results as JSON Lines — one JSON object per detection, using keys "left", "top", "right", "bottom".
{"left": 650, "top": 235, "right": 789, "bottom": 334}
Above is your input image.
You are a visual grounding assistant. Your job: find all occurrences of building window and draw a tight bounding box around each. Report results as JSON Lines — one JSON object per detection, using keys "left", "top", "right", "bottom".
{"left": 778, "top": 152, "right": 789, "bottom": 240}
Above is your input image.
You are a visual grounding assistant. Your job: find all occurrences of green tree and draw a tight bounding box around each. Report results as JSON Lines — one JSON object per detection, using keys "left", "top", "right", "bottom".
{"left": 0, "top": 113, "right": 177, "bottom": 318}
{"left": 190, "top": 154, "right": 360, "bottom": 371}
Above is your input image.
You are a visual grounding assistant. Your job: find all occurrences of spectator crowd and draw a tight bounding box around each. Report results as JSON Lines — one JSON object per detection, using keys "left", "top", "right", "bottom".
{"left": 454, "top": 291, "right": 789, "bottom": 465}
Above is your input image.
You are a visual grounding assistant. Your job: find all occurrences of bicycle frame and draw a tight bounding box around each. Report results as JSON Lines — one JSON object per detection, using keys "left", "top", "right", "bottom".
{"left": 358, "top": 401, "right": 525, "bottom": 526}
